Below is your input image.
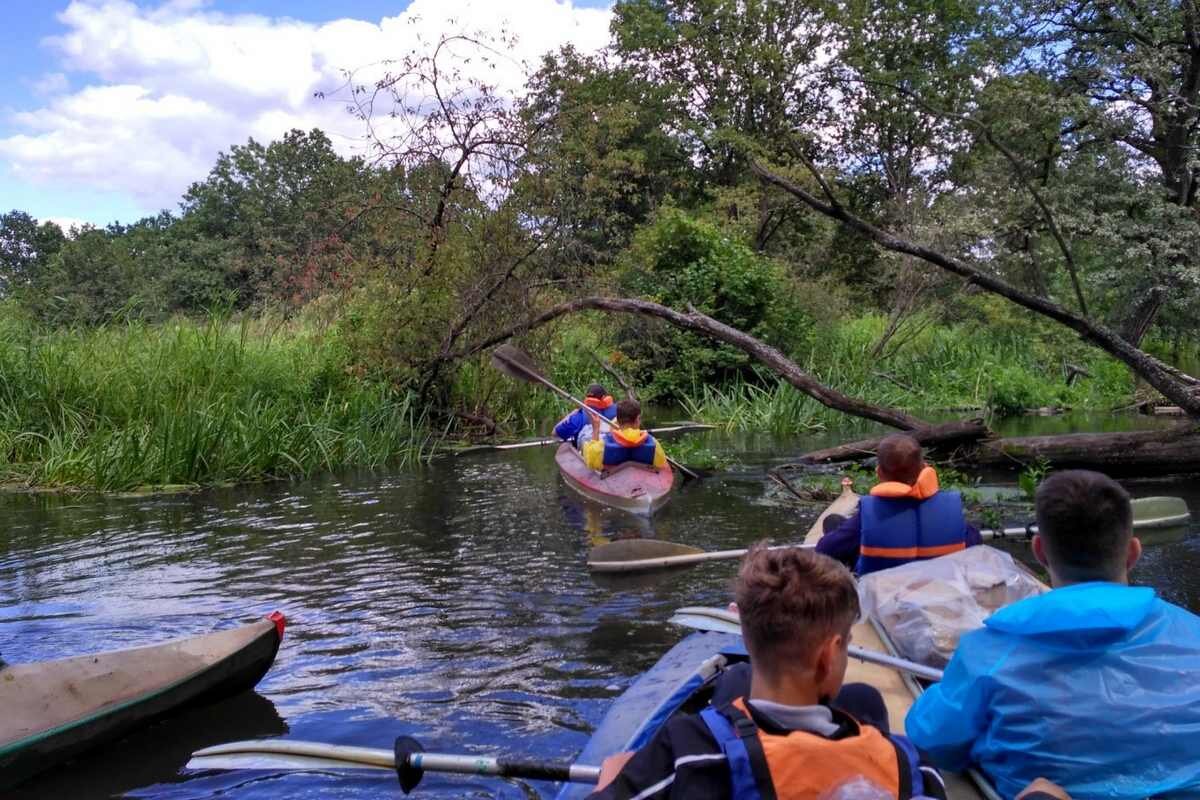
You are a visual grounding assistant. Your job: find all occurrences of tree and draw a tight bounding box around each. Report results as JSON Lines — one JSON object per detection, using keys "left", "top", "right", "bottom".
{"left": 0, "top": 211, "right": 66, "bottom": 295}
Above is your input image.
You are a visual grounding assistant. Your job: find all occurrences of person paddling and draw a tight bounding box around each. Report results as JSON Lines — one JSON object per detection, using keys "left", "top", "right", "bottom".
{"left": 554, "top": 383, "right": 617, "bottom": 449}
{"left": 906, "top": 470, "right": 1200, "bottom": 799}
{"left": 816, "top": 433, "right": 980, "bottom": 574}
{"left": 586, "top": 546, "right": 948, "bottom": 800}
{"left": 582, "top": 398, "right": 667, "bottom": 471}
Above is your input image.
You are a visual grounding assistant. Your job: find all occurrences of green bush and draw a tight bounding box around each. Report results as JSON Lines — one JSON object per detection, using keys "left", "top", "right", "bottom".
{"left": 616, "top": 209, "right": 813, "bottom": 400}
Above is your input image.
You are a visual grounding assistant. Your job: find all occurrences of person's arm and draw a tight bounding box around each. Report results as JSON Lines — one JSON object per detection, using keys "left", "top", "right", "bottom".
{"left": 582, "top": 412, "right": 606, "bottom": 470}
{"left": 554, "top": 410, "right": 583, "bottom": 442}
{"left": 815, "top": 512, "right": 863, "bottom": 568}
{"left": 585, "top": 721, "right": 697, "bottom": 800}
{"left": 903, "top": 637, "right": 993, "bottom": 772}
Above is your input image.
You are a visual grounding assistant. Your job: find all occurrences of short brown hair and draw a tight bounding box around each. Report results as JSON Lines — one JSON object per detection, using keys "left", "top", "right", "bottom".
{"left": 616, "top": 398, "right": 641, "bottom": 426}
{"left": 1035, "top": 470, "right": 1133, "bottom": 582}
{"left": 877, "top": 434, "right": 923, "bottom": 484}
{"left": 735, "top": 545, "right": 860, "bottom": 679}
{"left": 587, "top": 383, "right": 607, "bottom": 398}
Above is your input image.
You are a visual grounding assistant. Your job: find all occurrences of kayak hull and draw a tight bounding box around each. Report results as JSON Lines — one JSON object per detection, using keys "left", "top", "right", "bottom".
{"left": 0, "top": 614, "right": 284, "bottom": 789}
{"left": 556, "top": 443, "right": 674, "bottom": 515}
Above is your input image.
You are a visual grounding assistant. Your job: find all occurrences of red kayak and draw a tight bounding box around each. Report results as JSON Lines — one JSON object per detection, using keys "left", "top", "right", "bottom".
{"left": 556, "top": 443, "right": 675, "bottom": 515}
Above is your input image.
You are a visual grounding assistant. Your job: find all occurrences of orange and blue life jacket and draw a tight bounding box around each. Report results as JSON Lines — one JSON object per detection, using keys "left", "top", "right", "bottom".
{"left": 553, "top": 396, "right": 617, "bottom": 446}
{"left": 856, "top": 466, "right": 968, "bottom": 575}
{"left": 600, "top": 428, "right": 659, "bottom": 467}
{"left": 699, "top": 698, "right": 923, "bottom": 799}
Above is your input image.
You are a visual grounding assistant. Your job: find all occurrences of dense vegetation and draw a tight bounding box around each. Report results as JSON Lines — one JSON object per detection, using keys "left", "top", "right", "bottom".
{"left": 4, "top": 1, "right": 1199, "bottom": 490}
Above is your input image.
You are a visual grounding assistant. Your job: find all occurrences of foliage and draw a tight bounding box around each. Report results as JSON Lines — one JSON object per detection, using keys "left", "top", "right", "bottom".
{"left": 1018, "top": 458, "right": 1053, "bottom": 502}
{"left": 0, "top": 211, "right": 66, "bottom": 295}
{"left": 617, "top": 209, "right": 813, "bottom": 400}
{"left": 0, "top": 307, "right": 434, "bottom": 492}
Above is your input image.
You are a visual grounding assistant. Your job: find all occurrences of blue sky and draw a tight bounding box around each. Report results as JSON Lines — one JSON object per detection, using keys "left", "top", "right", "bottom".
{"left": 1, "top": 1, "right": 612, "bottom": 229}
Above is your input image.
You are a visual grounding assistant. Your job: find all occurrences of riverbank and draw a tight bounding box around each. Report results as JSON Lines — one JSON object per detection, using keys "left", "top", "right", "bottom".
{"left": 0, "top": 307, "right": 1137, "bottom": 492}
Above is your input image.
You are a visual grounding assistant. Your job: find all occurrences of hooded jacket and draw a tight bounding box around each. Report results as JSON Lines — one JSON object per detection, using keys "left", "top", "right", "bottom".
{"left": 906, "top": 582, "right": 1200, "bottom": 799}
{"left": 554, "top": 397, "right": 617, "bottom": 446}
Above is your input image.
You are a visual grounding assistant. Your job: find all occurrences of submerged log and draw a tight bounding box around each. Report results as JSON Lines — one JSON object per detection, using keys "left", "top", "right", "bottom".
{"left": 972, "top": 427, "right": 1200, "bottom": 476}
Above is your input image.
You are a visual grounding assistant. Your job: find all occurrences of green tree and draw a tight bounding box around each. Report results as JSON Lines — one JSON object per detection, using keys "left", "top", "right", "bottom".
{"left": 0, "top": 211, "right": 67, "bottom": 295}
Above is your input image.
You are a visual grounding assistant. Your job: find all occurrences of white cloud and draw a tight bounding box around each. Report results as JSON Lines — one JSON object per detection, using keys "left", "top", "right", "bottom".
{"left": 1, "top": 0, "right": 612, "bottom": 211}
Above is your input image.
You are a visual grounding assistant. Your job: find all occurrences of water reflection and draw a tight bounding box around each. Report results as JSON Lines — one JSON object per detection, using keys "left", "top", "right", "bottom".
{"left": 0, "top": 424, "right": 1196, "bottom": 798}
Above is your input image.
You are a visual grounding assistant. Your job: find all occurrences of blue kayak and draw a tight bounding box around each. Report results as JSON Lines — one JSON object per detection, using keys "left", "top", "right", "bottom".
{"left": 555, "top": 630, "right": 743, "bottom": 800}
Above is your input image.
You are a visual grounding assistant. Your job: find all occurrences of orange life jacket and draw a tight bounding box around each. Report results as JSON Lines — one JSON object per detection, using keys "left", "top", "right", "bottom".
{"left": 584, "top": 395, "right": 615, "bottom": 412}
{"left": 699, "top": 698, "right": 922, "bottom": 799}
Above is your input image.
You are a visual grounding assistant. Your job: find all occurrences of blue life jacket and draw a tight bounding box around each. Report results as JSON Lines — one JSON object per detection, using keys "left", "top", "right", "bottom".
{"left": 855, "top": 492, "right": 968, "bottom": 575}
{"left": 553, "top": 403, "right": 617, "bottom": 447}
{"left": 601, "top": 430, "right": 659, "bottom": 467}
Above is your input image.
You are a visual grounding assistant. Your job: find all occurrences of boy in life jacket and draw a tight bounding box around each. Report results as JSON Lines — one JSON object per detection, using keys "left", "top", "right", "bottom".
{"left": 906, "top": 470, "right": 1200, "bottom": 800}
{"left": 816, "top": 433, "right": 980, "bottom": 575}
{"left": 582, "top": 398, "right": 667, "bottom": 471}
{"left": 554, "top": 384, "right": 617, "bottom": 449}
{"left": 587, "top": 547, "right": 948, "bottom": 800}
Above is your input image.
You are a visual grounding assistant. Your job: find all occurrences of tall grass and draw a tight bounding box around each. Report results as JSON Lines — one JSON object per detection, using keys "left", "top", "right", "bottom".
{"left": 0, "top": 308, "right": 436, "bottom": 492}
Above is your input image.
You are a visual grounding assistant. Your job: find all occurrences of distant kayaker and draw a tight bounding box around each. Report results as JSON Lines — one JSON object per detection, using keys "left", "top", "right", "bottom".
{"left": 586, "top": 546, "right": 948, "bottom": 800}
{"left": 554, "top": 383, "right": 617, "bottom": 448}
{"left": 582, "top": 399, "right": 667, "bottom": 471}
{"left": 816, "top": 433, "right": 979, "bottom": 574}
{"left": 905, "top": 470, "right": 1200, "bottom": 799}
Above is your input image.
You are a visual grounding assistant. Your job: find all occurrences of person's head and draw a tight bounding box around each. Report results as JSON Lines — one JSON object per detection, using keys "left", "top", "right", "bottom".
{"left": 875, "top": 433, "right": 924, "bottom": 484}
{"left": 1033, "top": 469, "right": 1141, "bottom": 586}
{"left": 586, "top": 383, "right": 607, "bottom": 399}
{"left": 616, "top": 398, "right": 642, "bottom": 427}
{"left": 735, "top": 545, "right": 860, "bottom": 700}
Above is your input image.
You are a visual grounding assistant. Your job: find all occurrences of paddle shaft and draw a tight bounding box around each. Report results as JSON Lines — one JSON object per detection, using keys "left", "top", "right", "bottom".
{"left": 517, "top": 366, "right": 699, "bottom": 480}
{"left": 189, "top": 740, "right": 601, "bottom": 785}
{"left": 590, "top": 543, "right": 815, "bottom": 573}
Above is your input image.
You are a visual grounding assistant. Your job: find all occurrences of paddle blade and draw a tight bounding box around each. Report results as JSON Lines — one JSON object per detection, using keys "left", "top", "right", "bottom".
{"left": 490, "top": 345, "right": 546, "bottom": 385}
{"left": 588, "top": 538, "right": 705, "bottom": 564}
{"left": 188, "top": 740, "right": 394, "bottom": 772}
{"left": 1132, "top": 496, "right": 1191, "bottom": 528}
{"left": 395, "top": 736, "right": 424, "bottom": 794}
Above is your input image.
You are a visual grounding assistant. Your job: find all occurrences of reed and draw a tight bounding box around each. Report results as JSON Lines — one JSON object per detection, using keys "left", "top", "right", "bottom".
{"left": 0, "top": 309, "right": 436, "bottom": 492}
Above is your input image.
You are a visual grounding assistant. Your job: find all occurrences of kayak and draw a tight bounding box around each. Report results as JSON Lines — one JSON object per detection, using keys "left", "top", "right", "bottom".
{"left": 556, "top": 443, "right": 674, "bottom": 515}
{"left": 0, "top": 612, "right": 285, "bottom": 789}
{"left": 556, "top": 490, "right": 989, "bottom": 799}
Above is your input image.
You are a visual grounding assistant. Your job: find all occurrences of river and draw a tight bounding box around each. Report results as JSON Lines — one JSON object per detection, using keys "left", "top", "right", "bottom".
{"left": 2, "top": 418, "right": 1198, "bottom": 798}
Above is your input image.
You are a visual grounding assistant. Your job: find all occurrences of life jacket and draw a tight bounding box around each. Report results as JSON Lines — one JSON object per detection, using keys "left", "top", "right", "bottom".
{"left": 699, "top": 698, "right": 923, "bottom": 800}
{"left": 601, "top": 427, "right": 659, "bottom": 467}
{"left": 584, "top": 395, "right": 616, "bottom": 415}
{"left": 856, "top": 466, "right": 968, "bottom": 575}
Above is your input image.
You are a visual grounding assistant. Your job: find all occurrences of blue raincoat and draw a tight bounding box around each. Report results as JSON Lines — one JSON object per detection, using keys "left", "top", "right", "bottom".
{"left": 906, "top": 582, "right": 1200, "bottom": 799}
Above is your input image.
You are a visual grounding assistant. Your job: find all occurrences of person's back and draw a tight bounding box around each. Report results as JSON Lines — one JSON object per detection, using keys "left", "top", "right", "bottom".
{"left": 817, "top": 434, "right": 976, "bottom": 575}
{"left": 554, "top": 383, "right": 617, "bottom": 448}
{"left": 906, "top": 470, "right": 1200, "bottom": 799}
{"left": 583, "top": 398, "right": 666, "bottom": 471}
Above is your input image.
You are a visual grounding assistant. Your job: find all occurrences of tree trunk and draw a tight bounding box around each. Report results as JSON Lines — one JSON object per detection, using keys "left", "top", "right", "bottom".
{"left": 972, "top": 427, "right": 1200, "bottom": 476}
{"left": 459, "top": 296, "right": 930, "bottom": 430}
{"left": 797, "top": 419, "right": 991, "bottom": 464}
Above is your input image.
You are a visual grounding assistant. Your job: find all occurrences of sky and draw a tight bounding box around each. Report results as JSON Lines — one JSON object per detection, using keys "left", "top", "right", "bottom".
{"left": 0, "top": 1, "right": 614, "bottom": 230}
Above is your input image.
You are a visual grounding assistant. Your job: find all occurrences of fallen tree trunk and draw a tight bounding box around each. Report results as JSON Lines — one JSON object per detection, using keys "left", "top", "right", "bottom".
{"left": 797, "top": 419, "right": 991, "bottom": 464}
{"left": 972, "top": 427, "right": 1200, "bottom": 476}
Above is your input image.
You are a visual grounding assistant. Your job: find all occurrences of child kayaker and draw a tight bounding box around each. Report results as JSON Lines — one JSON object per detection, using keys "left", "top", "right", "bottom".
{"left": 906, "top": 469, "right": 1200, "bottom": 799}
{"left": 816, "top": 433, "right": 979, "bottom": 574}
{"left": 582, "top": 398, "right": 667, "bottom": 471}
{"left": 554, "top": 383, "right": 617, "bottom": 448}
{"left": 586, "top": 546, "right": 947, "bottom": 799}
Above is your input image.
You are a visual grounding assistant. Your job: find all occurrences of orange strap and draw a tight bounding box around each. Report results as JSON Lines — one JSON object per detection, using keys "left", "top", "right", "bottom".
{"left": 870, "top": 466, "right": 940, "bottom": 500}
{"left": 584, "top": 395, "right": 615, "bottom": 411}
{"left": 859, "top": 541, "right": 966, "bottom": 559}
{"left": 610, "top": 427, "right": 649, "bottom": 447}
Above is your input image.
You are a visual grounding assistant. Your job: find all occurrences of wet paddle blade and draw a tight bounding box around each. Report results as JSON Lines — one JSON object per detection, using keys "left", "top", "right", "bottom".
{"left": 490, "top": 345, "right": 547, "bottom": 385}
{"left": 188, "top": 740, "right": 394, "bottom": 772}
{"left": 1131, "top": 496, "right": 1190, "bottom": 528}
{"left": 588, "top": 538, "right": 705, "bottom": 563}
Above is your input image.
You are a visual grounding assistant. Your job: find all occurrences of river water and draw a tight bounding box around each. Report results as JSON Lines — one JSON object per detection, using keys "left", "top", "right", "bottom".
{"left": 2, "top": 420, "right": 1198, "bottom": 799}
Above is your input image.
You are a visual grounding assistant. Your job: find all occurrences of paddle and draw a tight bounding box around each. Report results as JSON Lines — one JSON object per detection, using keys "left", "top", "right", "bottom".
{"left": 670, "top": 606, "right": 945, "bottom": 683}
{"left": 188, "top": 736, "right": 601, "bottom": 793}
{"left": 491, "top": 344, "right": 700, "bottom": 480}
{"left": 589, "top": 494, "right": 1190, "bottom": 573}
{"left": 456, "top": 423, "right": 717, "bottom": 454}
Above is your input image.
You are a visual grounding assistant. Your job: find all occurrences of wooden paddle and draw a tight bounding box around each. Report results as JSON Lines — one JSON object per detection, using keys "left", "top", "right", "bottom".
{"left": 589, "top": 493, "right": 1190, "bottom": 573}
{"left": 188, "top": 736, "right": 601, "bottom": 792}
{"left": 670, "top": 606, "right": 945, "bottom": 682}
{"left": 490, "top": 344, "right": 700, "bottom": 480}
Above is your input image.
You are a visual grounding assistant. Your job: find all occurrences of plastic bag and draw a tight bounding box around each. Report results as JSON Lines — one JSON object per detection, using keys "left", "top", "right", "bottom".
{"left": 858, "top": 545, "right": 1046, "bottom": 667}
{"left": 817, "top": 776, "right": 895, "bottom": 800}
